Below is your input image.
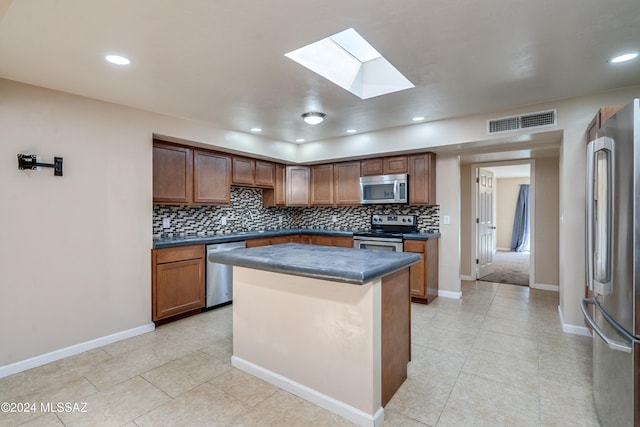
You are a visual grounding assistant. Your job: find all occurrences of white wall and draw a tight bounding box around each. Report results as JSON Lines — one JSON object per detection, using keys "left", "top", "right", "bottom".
{"left": 0, "top": 79, "right": 298, "bottom": 368}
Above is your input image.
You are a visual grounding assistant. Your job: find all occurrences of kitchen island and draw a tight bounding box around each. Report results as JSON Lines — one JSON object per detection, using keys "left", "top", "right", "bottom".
{"left": 208, "top": 243, "right": 421, "bottom": 427}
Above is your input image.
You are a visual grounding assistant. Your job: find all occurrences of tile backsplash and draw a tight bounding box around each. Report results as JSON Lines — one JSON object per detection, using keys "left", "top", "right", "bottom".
{"left": 153, "top": 186, "right": 439, "bottom": 239}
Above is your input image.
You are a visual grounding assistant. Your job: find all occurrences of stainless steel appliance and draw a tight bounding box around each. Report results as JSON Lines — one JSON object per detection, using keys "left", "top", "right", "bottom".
{"left": 581, "top": 99, "right": 640, "bottom": 427}
{"left": 359, "top": 174, "right": 408, "bottom": 204}
{"left": 353, "top": 214, "right": 417, "bottom": 252}
{"left": 206, "top": 241, "right": 246, "bottom": 309}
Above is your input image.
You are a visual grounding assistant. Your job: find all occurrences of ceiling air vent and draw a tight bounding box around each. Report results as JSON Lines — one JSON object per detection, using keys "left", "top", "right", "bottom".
{"left": 487, "top": 109, "right": 556, "bottom": 134}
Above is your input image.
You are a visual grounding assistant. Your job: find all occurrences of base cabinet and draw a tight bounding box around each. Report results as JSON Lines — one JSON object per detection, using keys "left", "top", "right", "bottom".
{"left": 404, "top": 239, "right": 439, "bottom": 304}
{"left": 152, "top": 245, "right": 205, "bottom": 321}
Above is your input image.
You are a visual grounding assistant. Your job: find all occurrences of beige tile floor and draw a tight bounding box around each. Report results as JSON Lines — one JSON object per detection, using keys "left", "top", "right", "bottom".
{"left": 0, "top": 281, "right": 599, "bottom": 426}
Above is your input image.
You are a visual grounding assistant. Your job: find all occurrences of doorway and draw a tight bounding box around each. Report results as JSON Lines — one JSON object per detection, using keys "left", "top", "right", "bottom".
{"left": 472, "top": 162, "right": 533, "bottom": 287}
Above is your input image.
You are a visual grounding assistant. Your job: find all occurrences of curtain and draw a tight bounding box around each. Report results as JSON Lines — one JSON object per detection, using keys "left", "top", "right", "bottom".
{"left": 510, "top": 184, "right": 530, "bottom": 252}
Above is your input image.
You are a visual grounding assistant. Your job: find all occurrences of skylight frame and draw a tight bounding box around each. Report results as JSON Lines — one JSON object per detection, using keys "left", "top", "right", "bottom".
{"left": 285, "top": 28, "right": 414, "bottom": 100}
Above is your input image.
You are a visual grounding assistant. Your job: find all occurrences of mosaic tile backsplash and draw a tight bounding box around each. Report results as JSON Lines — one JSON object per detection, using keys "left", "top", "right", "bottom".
{"left": 153, "top": 186, "right": 439, "bottom": 239}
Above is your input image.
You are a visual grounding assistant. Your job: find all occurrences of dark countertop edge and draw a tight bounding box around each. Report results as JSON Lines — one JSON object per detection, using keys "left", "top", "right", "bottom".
{"left": 153, "top": 228, "right": 355, "bottom": 249}
{"left": 153, "top": 229, "right": 441, "bottom": 249}
{"left": 211, "top": 250, "right": 422, "bottom": 285}
{"left": 402, "top": 232, "right": 441, "bottom": 240}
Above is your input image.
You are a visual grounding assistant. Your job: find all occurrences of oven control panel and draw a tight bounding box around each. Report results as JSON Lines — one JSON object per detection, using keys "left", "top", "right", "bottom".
{"left": 371, "top": 214, "right": 416, "bottom": 226}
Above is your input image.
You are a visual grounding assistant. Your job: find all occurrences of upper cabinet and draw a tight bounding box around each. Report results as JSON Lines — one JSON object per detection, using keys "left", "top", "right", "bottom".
{"left": 286, "top": 165, "right": 310, "bottom": 206}
{"left": 232, "top": 156, "right": 255, "bottom": 186}
{"left": 153, "top": 140, "right": 230, "bottom": 205}
{"left": 334, "top": 161, "right": 361, "bottom": 205}
{"left": 255, "top": 160, "right": 276, "bottom": 188}
{"left": 153, "top": 142, "right": 194, "bottom": 204}
{"left": 586, "top": 104, "right": 626, "bottom": 143}
{"left": 193, "top": 150, "right": 231, "bottom": 205}
{"left": 383, "top": 156, "right": 408, "bottom": 174}
{"left": 361, "top": 158, "right": 384, "bottom": 176}
{"left": 232, "top": 157, "right": 276, "bottom": 188}
{"left": 408, "top": 153, "right": 436, "bottom": 206}
{"left": 263, "top": 163, "right": 286, "bottom": 207}
{"left": 154, "top": 139, "right": 437, "bottom": 207}
{"left": 361, "top": 155, "right": 408, "bottom": 176}
{"left": 310, "top": 164, "right": 334, "bottom": 205}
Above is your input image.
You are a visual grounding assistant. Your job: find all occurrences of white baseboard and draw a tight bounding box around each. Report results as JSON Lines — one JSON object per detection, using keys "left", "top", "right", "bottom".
{"left": 531, "top": 283, "right": 559, "bottom": 292}
{"left": 460, "top": 275, "right": 475, "bottom": 281}
{"left": 438, "top": 290, "right": 462, "bottom": 299}
{"left": 231, "top": 356, "right": 384, "bottom": 427}
{"left": 0, "top": 323, "right": 155, "bottom": 379}
{"left": 558, "top": 305, "right": 592, "bottom": 337}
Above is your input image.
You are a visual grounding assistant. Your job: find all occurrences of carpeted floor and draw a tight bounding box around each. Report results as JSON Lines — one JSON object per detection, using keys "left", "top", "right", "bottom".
{"left": 478, "top": 250, "right": 530, "bottom": 286}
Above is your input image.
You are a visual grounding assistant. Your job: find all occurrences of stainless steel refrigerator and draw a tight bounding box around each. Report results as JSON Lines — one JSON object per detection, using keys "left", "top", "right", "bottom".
{"left": 582, "top": 99, "right": 640, "bottom": 426}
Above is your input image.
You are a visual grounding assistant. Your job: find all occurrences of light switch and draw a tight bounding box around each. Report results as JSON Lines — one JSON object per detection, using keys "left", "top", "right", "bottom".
{"left": 443, "top": 215, "right": 450, "bottom": 225}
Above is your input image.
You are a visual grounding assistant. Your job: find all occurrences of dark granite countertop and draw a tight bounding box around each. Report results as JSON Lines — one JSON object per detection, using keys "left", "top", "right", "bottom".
{"left": 207, "top": 243, "right": 422, "bottom": 285}
{"left": 153, "top": 228, "right": 440, "bottom": 249}
{"left": 153, "top": 228, "right": 354, "bottom": 249}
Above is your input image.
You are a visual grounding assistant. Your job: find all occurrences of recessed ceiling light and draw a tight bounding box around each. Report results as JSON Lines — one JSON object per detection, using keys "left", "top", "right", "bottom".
{"left": 610, "top": 52, "right": 638, "bottom": 63}
{"left": 250, "top": 127, "right": 262, "bottom": 132}
{"left": 346, "top": 129, "right": 357, "bottom": 134}
{"left": 412, "top": 116, "right": 425, "bottom": 122}
{"left": 295, "top": 138, "right": 305, "bottom": 142}
{"left": 105, "top": 54, "right": 130, "bottom": 65}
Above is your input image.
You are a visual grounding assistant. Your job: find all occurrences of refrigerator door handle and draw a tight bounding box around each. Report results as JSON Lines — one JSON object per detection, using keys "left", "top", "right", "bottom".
{"left": 589, "top": 137, "right": 615, "bottom": 295}
{"left": 580, "top": 298, "right": 632, "bottom": 353}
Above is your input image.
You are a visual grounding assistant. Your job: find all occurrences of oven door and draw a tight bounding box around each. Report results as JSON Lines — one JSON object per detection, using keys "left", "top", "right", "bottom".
{"left": 353, "top": 237, "right": 403, "bottom": 252}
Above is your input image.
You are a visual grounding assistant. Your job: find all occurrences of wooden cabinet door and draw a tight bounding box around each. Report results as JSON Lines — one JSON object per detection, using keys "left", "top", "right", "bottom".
{"left": 361, "top": 158, "right": 384, "bottom": 176}
{"left": 383, "top": 156, "right": 408, "bottom": 174}
{"left": 334, "top": 161, "right": 361, "bottom": 205}
{"left": 262, "top": 163, "right": 286, "bottom": 207}
{"left": 311, "top": 235, "right": 334, "bottom": 246}
{"left": 332, "top": 236, "right": 354, "bottom": 248}
{"left": 153, "top": 258, "right": 205, "bottom": 321}
{"left": 311, "top": 164, "right": 334, "bottom": 205}
{"left": 404, "top": 240, "right": 426, "bottom": 297}
{"left": 299, "top": 234, "right": 313, "bottom": 244}
{"left": 232, "top": 156, "right": 256, "bottom": 186}
{"left": 286, "top": 166, "right": 310, "bottom": 206}
{"left": 246, "top": 237, "right": 271, "bottom": 248}
{"left": 193, "top": 150, "right": 231, "bottom": 205}
{"left": 409, "top": 153, "right": 436, "bottom": 205}
{"left": 269, "top": 235, "right": 292, "bottom": 245}
{"left": 424, "top": 239, "right": 439, "bottom": 303}
{"left": 255, "top": 160, "right": 275, "bottom": 188}
{"left": 153, "top": 142, "right": 193, "bottom": 204}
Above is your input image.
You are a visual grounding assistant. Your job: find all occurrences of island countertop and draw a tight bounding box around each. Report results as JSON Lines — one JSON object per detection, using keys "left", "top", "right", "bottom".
{"left": 208, "top": 243, "right": 421, "bottom": 285}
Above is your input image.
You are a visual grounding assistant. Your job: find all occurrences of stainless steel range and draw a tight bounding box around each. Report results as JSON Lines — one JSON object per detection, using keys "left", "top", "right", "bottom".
{"left": 353, "top": 214, "right": 417, "bottom": 252}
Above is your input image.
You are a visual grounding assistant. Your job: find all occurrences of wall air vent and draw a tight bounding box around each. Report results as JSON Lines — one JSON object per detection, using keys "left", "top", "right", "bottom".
{"left": 487, "top": 109, "right": 557, "bottom": 134}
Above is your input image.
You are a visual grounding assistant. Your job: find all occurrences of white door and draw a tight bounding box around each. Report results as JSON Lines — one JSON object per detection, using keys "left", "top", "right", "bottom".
{"left": 477, "top": 168, "right": 496, "bottom": 278}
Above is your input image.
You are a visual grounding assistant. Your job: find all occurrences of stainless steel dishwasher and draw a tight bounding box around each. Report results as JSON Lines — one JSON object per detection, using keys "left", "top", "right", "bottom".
{"left": 205, "top": 241, "right": 246, "bottom": 309}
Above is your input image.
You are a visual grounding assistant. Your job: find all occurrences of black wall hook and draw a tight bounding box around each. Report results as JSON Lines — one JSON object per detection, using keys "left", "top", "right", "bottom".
{"left": 18, "top": 154, "right": 63, "bottom": 176}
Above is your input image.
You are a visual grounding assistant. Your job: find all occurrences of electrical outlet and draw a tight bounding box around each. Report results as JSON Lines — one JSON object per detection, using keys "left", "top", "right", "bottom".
{"left": 162, "top": 218, "right": 171, "bottom": 228}
{"left": 278, "top": 216, "right": 283, "bottom": 225}
{"left": 443, "top": 215, "right": 450, "bottom": 225}
{"left": 331, "top": 215, "right": 337, "bottom": 223}
{"left": 220, "top": 216, "right": 227, "bottom": 225}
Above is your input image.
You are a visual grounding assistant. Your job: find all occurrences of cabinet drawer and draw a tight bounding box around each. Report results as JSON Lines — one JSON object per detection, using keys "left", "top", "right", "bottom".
{"left": 403, "top": 240, "right": 425, "bottom": 252}
{"left": 155, "top": 245, "right": 204, "bottom": 264}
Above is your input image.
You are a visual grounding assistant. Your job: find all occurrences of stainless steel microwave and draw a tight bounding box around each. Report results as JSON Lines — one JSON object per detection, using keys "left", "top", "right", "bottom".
{"left": 359, "top": 174, "right": 408, "bottom": 204}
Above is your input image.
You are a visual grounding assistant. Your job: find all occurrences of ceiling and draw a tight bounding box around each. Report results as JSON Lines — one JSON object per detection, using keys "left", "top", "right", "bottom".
{"left": 1, "top": 0, "right": 639, "bottom": 145}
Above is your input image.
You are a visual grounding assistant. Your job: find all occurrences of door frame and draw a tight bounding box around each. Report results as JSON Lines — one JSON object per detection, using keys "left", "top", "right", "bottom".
{"left": 470, "top": 159, "right": 535, "bottom": 286}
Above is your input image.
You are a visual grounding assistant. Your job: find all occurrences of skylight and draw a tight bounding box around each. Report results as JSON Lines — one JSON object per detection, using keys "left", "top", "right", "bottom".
{"left": 285, "top": 28, "right": 414, "bottom": 100}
